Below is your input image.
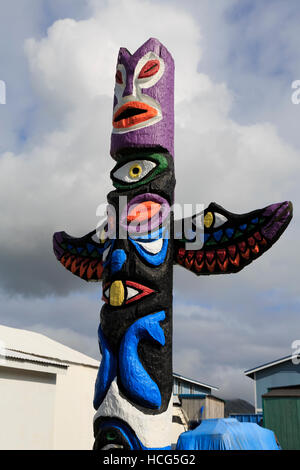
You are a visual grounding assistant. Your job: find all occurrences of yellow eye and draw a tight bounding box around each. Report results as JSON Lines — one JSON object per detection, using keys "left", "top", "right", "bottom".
{"left": 129, "top": 164, "right": 142, "bottom": 179}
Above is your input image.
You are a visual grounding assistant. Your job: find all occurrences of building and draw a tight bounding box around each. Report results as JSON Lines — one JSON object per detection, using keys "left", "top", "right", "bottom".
{"left": 0, "top": 324, "right": 99, "bottom": 450}
{"left": 244, "top": 354, "right": 300, "bottom": 413}
{"left": 173, "top": 373, "right": 222, "bottom": 426}
{"left": 262, "top": 385, "right": 300, "bottom": 450}
{"left": 173, "top": 372, "right": 218, "bottom": 396}
{"left": 0, "top": 324, "right": 219, "bottom": 449}
{"left": 179, "top": 394, "right": 224, "bottom": 425}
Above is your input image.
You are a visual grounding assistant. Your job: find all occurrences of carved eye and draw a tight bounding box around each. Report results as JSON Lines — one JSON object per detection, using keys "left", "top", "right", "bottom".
{"left": 202, "top": 211, "right": 228, "bottom": 229}
{"left": 138, "top": 60, "right": 160, "bottom": 79}
{"left": 115, "top": 70, "right": 123, "bottom": 84}
{"left": 112, "top": 160, "right": 156, "bottom": 184}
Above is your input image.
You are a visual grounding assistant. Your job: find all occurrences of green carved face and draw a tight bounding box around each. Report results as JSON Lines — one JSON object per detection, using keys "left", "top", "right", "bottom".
{"left": 110, "top": 152, "right": 168, "bottom": 190}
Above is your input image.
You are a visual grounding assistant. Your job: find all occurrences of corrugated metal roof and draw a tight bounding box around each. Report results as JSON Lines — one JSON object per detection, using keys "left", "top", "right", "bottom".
{"left": 0, "top": 325, "right": 99, "bottom": 368}
{"left": 1, "top": 349, "right": 68, "bottom": 368}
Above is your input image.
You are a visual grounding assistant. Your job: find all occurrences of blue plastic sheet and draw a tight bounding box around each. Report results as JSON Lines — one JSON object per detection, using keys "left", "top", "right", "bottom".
{"left": 230, "top": 413, "right": 263, "bottom": 424}
{"left": 176, "top": 418, "right": 280, "bottom": 450}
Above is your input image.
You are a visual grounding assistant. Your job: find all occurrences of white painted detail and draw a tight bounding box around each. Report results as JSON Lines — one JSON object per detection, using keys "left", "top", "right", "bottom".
{"left": 91, "top": 232, "right": 101, "bottom": 244}
{"left": 102, "top": 245, "right": 110, "bottom": 262}
{"left": 137, "top": 237, "right": 163, "bottom": 254}
{"left": 103, "top": 287, "right": 110, "bottom": 300}
{"left": 214, "top": 213, "right": 228, "bottom": 227}
{"left": 94, "top": 379, "right": 173, "bottom": 448}
{"left": 126, "top": 286, "right": 140, "bottom": 300}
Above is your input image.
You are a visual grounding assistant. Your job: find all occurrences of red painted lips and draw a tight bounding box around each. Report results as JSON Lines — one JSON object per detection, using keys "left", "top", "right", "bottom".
{"left": 113, "top": 101, "right": 158, "bottom": 129}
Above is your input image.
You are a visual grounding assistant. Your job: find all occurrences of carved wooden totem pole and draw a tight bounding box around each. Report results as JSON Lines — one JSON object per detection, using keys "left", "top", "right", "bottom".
{"left": 53, "top": 38, "right": 293, "bottom": 450}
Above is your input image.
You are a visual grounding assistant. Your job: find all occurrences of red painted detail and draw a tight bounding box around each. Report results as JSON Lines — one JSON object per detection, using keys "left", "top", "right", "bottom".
{"left": 127, "top": 201, "right": 161, "bottom": 223}
{"left": 138, "top": 60, "right": 160, "bottom": 78}
{"left": 238, "top": 241, "right": 247, "bottom": 253}
{"left": 254, "top": 231, "right": 262, "bottom": 241}
{"left": 185, "top": 251, "right": 195, "bottom": 269}
{"left": 196, "top": 251, "right": 204, "bottom": 263}
{"left": 259, "top": 238, "right": 268, "bottom": 247}
{"left": 227, "top": 245, "right": 236, "bottom": 259}
{"left": 194, "top": 259, "right": 205, "bottom": 272}
{"left": 79, "top": 258, "right": 90, "bottom": 278}
{"left": 63, "top": 254, "right": 73, "bottom": 269}
{"left": 205, "top": 250, "right": 215, "bottom": 264}
{"left": 71, "top": 257, "right": 81, "bottom": 274}
{"left": 206, "top": 259, "right": 216, "bottom": 273}
{"left": 217, "top": 257, "right": 228, "bottom": 272}
{"left": 251, "top": 243, "right": 260, "bottom": 255}
{"left": 60, "top": 254, "right": 68, "bottom": 267}
{"left": 113, "top": 101, "right": 158, "bottom": 129}
{"left": 126, "top": 280, "right": 155, "bottom": 304}
{"left": 177, "top": 248, "right": 186, "bottom": 264}
{"left": 115, "top": 70, "right": 123, "bottom": 84}
{"left": 216, "top": 249, "right": 226, "bottom": 262}
{"left": 86, "top": 260, "right": 99, "bottom": 280}
{"left": 240, "top": 248, "right": 250, "bottom": 260}
{"left": 230, "top": 253, "right": 240, "bottom": 267}
{"left": 248, "top": 237, "right": 255, "bottom": 246}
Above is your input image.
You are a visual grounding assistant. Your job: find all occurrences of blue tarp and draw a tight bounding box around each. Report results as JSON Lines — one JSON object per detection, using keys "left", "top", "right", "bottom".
{"left": 230, "top": 413, "right": 263, "bottom": 424}
{"left": 176, "top": 418, "right": 280, "bottom": 450}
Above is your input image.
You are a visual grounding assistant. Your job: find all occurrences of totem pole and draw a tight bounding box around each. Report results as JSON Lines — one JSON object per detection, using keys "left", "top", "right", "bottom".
{"left": 53, "top": 38, "right": 293, "bottom": 450}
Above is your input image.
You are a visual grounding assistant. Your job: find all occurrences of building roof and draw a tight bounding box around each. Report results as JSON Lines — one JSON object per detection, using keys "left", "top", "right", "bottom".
{"left": 1, "top": 349, "right": 68, "bottom": 368}
{"left": 0, "top": 325, "right": 99, "bottom": 368}
{"left": 173, "top": 372, "right": 218, "bottom": 391}
{"left": 244, "top": 354, "right": 300, "bottom": 379}
{"left": 179, "top": 393, "right": 224, "bottom": 403}
{"left": 262, "top": 385, "right": 300, "bottom": 398}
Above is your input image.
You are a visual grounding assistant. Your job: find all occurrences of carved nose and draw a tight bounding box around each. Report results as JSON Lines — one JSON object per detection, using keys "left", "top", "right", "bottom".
{"left": 123, "top": 74, "right": 134, "bottom": 97}
{"left": 110, "top": 249, "right": 127, "bottom": 275}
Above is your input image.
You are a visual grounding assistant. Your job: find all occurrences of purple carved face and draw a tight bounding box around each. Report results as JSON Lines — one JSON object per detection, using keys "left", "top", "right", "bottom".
{"left": 110, "top": 38, "right": 174, "bottom": 158}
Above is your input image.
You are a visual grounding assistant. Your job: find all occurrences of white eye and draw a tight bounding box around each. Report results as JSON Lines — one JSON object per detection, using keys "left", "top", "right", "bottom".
{"left": 112, "top": 160, "right": 156, "bottom": 184}
{"left": 214, "top": 213, "right": 228, "bottom": 227}
{"left": 136, "top": 238, "right": 163, "bottom": 254}
{"left": 127, "top": 286, "right": 140, "bottom": 300}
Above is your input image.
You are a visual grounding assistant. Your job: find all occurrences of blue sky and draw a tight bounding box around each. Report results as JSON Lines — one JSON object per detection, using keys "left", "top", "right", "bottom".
{"left": 0, "top": 0, "right": 299, "bottom": 403}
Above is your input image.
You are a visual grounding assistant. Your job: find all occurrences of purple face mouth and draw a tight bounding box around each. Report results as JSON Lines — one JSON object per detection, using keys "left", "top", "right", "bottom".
{"left": 120, "top": 193, "right": 170, "bottom": 234}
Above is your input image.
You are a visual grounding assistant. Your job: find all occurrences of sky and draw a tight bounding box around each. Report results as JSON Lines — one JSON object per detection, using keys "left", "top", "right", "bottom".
{"left": 0, "top": 0, "right": 299, "bottom": 404}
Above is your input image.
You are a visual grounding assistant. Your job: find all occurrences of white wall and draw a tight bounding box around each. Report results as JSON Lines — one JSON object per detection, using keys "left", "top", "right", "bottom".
{"left": 53, "top": 364, "right": 98, "bottom": 450}
{"left": 0, "top": 366, "right": 56, "bottom": 450}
